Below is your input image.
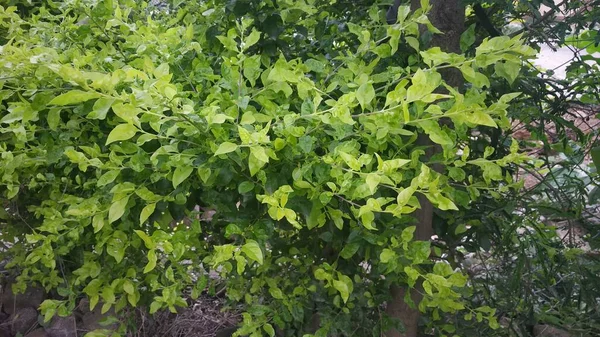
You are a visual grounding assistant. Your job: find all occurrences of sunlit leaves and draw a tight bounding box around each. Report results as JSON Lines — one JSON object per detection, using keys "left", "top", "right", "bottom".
{"left": 106, "top": 124, "right": 137, "bottom": 145}
{"left": 406, "top": 69, "right": 442, "bottom": 103}
{"left": 144, "top": 250, "right": 157, "bottom": 273}
{"left": 153, "top": 63, "right": 170, "bottom": 79}
{"left": 97, "top": 170, "right": 120, "bottom": 187}
{"left": 0, "top": 0, "right": 538, "bottom": 330}
{"left": 107, "top": 231, "right": 127, "bottom": 263}
{"left": 88, "top": 98, "right": 115, "bottom": 120}
{"left": 214, "top": 142, "right": 238, "bottom": 155}
{"left": 365, "top": 173, "right": 381, "bottom": 195}
{"left": 92, "top": 215, "right": 106, "bottom": 233}
{"left": 304, "top": 59, "right": 326, "bottom": 73}
{"left": 495, "top": 61, "right": 521, "bottom": 84}
{"left": 243, "top": 29, "right": 261, "bottom": 50}
{"left": 108, "top": 196, "right": 129, "bottom": 223}
{"left": 333, "top": 274, "right": 353, "bottom": 303}
{"left": 111, "top": 103, "right": 139, "bottom": 124}
{"left": 356, "top": 81, "right": 375, "bottom": 111}
{"left": 417, "top": 120, "right": 453, "bottom": 145}
{"left": 139, "top": 203, "right": 156, "bottom": 224}
{"left": 135, "top": 230, "right": 155, "bottom": 250}
{"left": 217, "top": 34, "right": 238, "bottom": 52}
{"left": 49, "top": 90, "right": 102, "bottom": 105}
{"left": 268, "top": 59, "right": 300, "bottom": 83}
{"left": 380, "top": 249, "right": 396, "bottom": 263}
{"left": 249, "top": 146, "right": 269, "bottom": 176}
{"left": 172, "top": 166, "right": 193, "bottom": 188}
{"left": 470, "top": 111, "right": 498, "bottom": 127}
{"left": 46, "top": 108, "right": 61, "bottom": 130}
{"left": 242, "top": 240, "right": 263, "bottom": 265}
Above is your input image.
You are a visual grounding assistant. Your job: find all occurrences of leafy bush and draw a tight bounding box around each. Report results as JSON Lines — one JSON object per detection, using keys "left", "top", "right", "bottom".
{"left": 0, "top": 0, "right": 536, "bottom": 335}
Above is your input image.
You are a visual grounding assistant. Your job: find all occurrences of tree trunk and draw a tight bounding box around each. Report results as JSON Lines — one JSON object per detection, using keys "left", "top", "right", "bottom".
{"left": 384, "top": 1, "right": 464, "bottom": 336}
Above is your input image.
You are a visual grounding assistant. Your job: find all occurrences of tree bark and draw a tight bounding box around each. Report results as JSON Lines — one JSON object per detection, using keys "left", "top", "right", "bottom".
{"left": 384, "top": 1, "right": 464, "bottom": 336}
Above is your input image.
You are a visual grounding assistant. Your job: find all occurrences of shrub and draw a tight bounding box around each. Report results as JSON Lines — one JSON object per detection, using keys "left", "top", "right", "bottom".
{"left": 0, "top": 1, "right": 534, "bottom": 335}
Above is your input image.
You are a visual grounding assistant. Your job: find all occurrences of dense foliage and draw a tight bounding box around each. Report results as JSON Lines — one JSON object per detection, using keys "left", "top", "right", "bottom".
{"left": 1, "top": 0, "right": 599, "bottom": 336}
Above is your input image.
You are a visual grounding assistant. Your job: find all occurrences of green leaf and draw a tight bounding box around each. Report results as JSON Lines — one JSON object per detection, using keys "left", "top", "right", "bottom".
{"left": 404, "top": 266, "right": 420, "bottom": 287}
{"left": 84, "top": 330, "right": 116, "bottom": 337}
{"left": 243, "top": 55, "right": 262, "bottom": 86}
{"left": 269, "top": 287, "right": 284, "bottom": 299}
{"left": 429, "top": 194, "right": 458, "bottom": 211}
{"left": 134, "top": 230, "right": 155, "bottom": 249}
{"left": 423, "top": 280, "right": 433, "bottom": 295}
{"left": 238, "top": 181, "right": 255, "bottom": 193}
{"left": 333, "top": 274, "right": 353, "bottom": 303}
{"left": 49, "top": 90, "right": 102, "bottom": 106}
{"left": 380, "top": 158, "right": 411, "bottom": 172}
{"left": 460, "top": 24, "right": 476, "bottom": 52}
{"left": 495, "top": 61, "right": 521, "bottom": 84}
{"left": 365, "top": 173, "right": 380, "bottom": 195}
{"left": 360, "top": 209, "right": 376, "bottom": 230}
{"left": 388, "top": 26, "right": 401, "bottom": 55}
{"left": 340, "top": 243, "right": 360, "bottom": 260}
{"left": 329, "top": 208, "right": 344, "bottom": 230}
{"left": 401, "top": 226, "right": 415, "bottom": 243}
{"left": 92, "top": 214, "right": 106, "bottom": 233}
{"left": 356, "top": 82, "right": 375, "bottom": 111}
{"left": 235, "top": 255, "right": 246, "bottom": 274}
{"left": 242, "top": 240, "right": 263, "bottom": 265}
{"left": 380, "top": 248, "right": 396, "bottom": 263}
{"left": 149, "top": 301, "right": 162, "bottom": 314}
{"left": 339, "top": 151, "right": 362, "bottom": 171}
{"left": 405, "top": 36, "right": 419, "bottom": 52}
{"left": 314, "top": 268, "right": 329, "bottom": 281}
{"left": 244, "top": 29, "right": 261, "bottom": 49}
{"left": 108, "top": 195, "right": 129, "bottom": 223}
{"left": 305, "top": 59, "right": 325, "bottom": 73}
{"left": 47, "top": 108, "right": 61, "bottom": 130}
{"left": 123, "top": 280, "right": 134, "bottom": 295}
{"left": 143, "top": 249, "right": 157, "bottom": 273}
{"left": 264, "top": 323, "right": 275, "bottom": 337}
{"left": 463, "top": 70, "right": 490, "bottom": 88}
{"left": 249, "top": 151, "right": 268, "bottom": 176}
{"left": 420, "top": 47, "right": 454, "bottom": 67}
{"left": 97, "top": 170, "right": 120, "bottom": 187}
{"left": 418, "top": 120, "right": 453, "bottom": 145}
{"left": 268, "top": 60, "right": 299, "bottom": 83}
{"left": 40, "top": 300, "right": 58, "bottom": 323}
{"left": 172, "top": 166, "right": 193, "bottom": 188}
{"left": 88, "top": 98, "right": 115, "bottom": 120}
{"left": 107, "top": 232, "right": 127, "bottom": 263}
{"left": 197, "top": 167, "right": 212, "bottom": 183}
{"left": 394, "top": 5, "right": 411, "bottom": 24}
{"left": 217, "top": 35, "right": 238, "bottom": 52}
{"left": 139, "top": 203, "right": 156, "bottom": 224}
{"left": 410, "top": 241, "right": 431, "bottom": 264}
{"left": 214, "top": 142, "right": 238, "bottom": 155}
{"left": 250, "top": 146, "right": 269, "bottom": 163}
{"left": 406, "top": 69, "right": 441, "bottom": 103}
{"left": 154, "top": 63, "right": 170, "bottom": 79}
{"left": 106, "top": 124, "right": 137, "bottom": 145}
{"left": 396, "top": 187, "right": 415, "bottom": 207}
{"left": 127, "top": 292, "right": 139, "bottom": 307}
{"left": 135, "top": 187, "right": 160, "bottom": 202}
{"left": 298, "top": 135, "right": 314, "bottom": 153}
{"left": 468, "top": 110, "right": 498, "bottom": 128}
{"left": 111, "top": 103, "right": 139, "bottom": 124}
